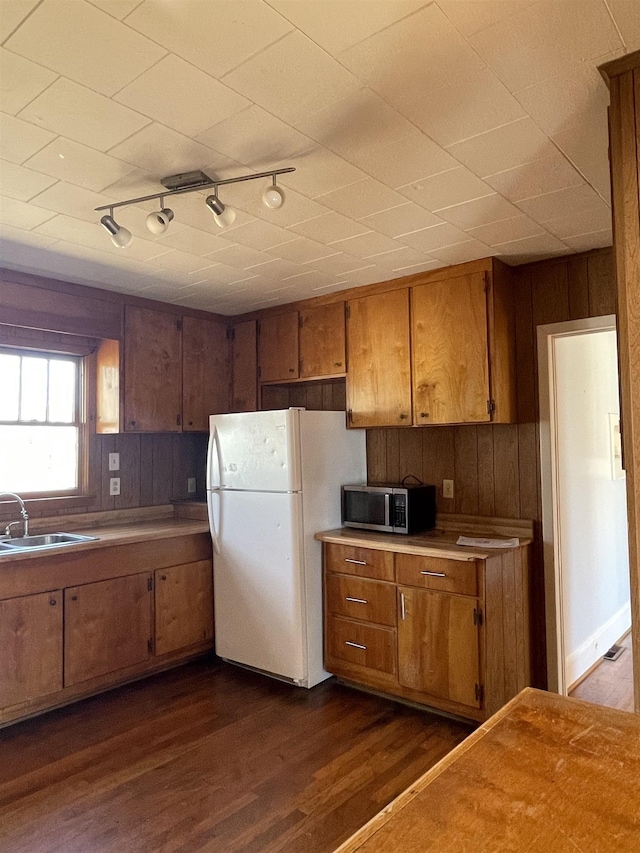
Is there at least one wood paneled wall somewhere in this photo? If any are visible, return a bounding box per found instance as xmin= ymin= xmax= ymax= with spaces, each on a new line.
xmin=261 ymin=378 xmax=347 ymax=411
xmin=366 ymin=247 xmax=616 ymax=688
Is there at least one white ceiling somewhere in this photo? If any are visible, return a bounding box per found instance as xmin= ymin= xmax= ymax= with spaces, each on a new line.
xmin=0 ymin=0 xmax=638 ymax=316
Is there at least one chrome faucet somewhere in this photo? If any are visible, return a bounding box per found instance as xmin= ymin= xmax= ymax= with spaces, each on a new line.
xmin=0 ymin=493 xmax=29 ymax=538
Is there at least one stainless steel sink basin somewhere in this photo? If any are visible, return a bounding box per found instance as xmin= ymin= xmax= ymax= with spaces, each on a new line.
xmin=0 ymin=532 xmax=98 ymax=552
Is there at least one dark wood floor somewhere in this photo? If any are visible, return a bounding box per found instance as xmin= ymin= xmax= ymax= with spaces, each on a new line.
xmin=0 ymin=660 xmax=472 ymax=853
xmin=569 ymin=632 xmax=634 ymax=712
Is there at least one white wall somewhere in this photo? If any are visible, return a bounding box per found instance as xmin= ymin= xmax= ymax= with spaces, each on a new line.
xmin=555 ymin=329 xmax=630 ymax=686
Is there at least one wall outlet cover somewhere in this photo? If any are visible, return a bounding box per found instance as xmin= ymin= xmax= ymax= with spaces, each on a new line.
xmin=443 ymin=479 xmax=454 ymax=499
xmin=188 ymin=477 xmax=197 ymax=493
xmin=109 ymin=477 xmax=120 ymax=496
xmin=108 ymin=452 xmax=120 ymax=471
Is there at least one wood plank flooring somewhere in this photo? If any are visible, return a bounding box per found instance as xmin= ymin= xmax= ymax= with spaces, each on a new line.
xmin=0 ymin=659 xmax=472 ymax=853
xmin=569 ymin=632 xmax=634 ymax=712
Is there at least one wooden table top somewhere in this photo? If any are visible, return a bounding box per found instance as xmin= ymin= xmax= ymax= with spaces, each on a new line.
xmin=336 ymin=688 xmax=640 ymax=852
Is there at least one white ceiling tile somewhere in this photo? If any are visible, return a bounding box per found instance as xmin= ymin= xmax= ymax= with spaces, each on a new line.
xmin=492 ymin=230 xmax=568 ymax=255
xmin=295 ymin=88 xmax=415 ymax=159
xmin=100 ymin=168 xmax=165 ymax=202
xmin=430 ymin=240 xmax=493 ymax=264
xmin=0 ymin=112 xmax=55 ymax=164
xmin=24 ymin=136 xmax=136 ymax=192
xmin=398 ymin=221 xmax=472 ymax=252
xmin=399 ymin=67 xmax=527 ymax=147
xmin=552 ymin=120 xmax=611 ymax=203
xmin=125 ymin=0 xmax=293 ymax=78
xmin=197 ymin=106 xmax=312 ymax=170
xmin=0 ymin=0 xmax=41 ymax=40
xmin=146 ymin=248 xmax=215 ymax=274
xmin=5 ymin=0 xmax=166 ymax=97
xmin=369 ymin=245 xmax=436 ymax=271
xmin=222 ymin=31 xmax=363 ymax=125
xmin=358 ymin=204 xmax=442 ymax=238
xmin=223 ymin=219 xmax=296 ymax=252
xmin=543 ymin=207 xmax=613 ymax=240
xmin=30 ymin=181 xmax=115 ymax=222
xmin=486 ymin=153 xmax=584 ymax=202
xmin=400 ymin=167 xmax=494 ymax=211
xmin=563 ymin=228 xmax=613 ymax=252
xmin=316 ymin=178 xmax=406 ymax=219
xmin=115 ymin=54 xmax=249 ymax=138
xmin=436 ymin=193 xmax=523 ymax=229
xmin=0 ymin=222 xmax=58 ymax=248
xmin=437 ymin=0 xmax=537 ymax=38
xmin=263 ymin=237 xmax=336 ymax=263
xmin=19 ymin=77 xmax=151 ymax=152
xmin=287 ymin=212 xmax=370 ymax=243
xmin=206 ymin=244 xmax=273 ymax=269
xmin=608 ymin=0 xmax=640 ymax=50
xmin=193 ymin=262 xmax=260 ymax=286
xmin=153 ymin=226 xmax=231 ymax=257
xmin=86 ymin=0 xmax=144 ymax=20
xmin=340 ymin=265 xmax=402 ymax=286
xmin=469 ymin=0 xmax=623 ymax=92
xmin=445 ymin=118 xmax=554 ymax=177
xmin=247 ymin=257 xmax=305 ymax=279
xmin=275 ymin=147 xmax=367 ymax=199
xmin=268 ymin=1 xmax=426 ymax=55
xmin=305 ymin=253 xmax=372 ymax=275
xmin=329 ymin=231 xmax=404 ymax=259
xmin=0 ymin=160 xmax=57 ymax=201
xmin=467 ymin=214 xmax=544 ymax=246
xmin=0 ymin=195 xmax=56 ymax=229
xmin=0 ymin=49 xmax=57 ymax=116
xmin=515 ymin=183 xmax=610 ymax=222
xmin=349 ymin=129 xmax=458 ymax=187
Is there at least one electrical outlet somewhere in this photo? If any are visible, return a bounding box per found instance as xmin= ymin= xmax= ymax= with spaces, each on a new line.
xmin=443 ymin=479 xmax=454 ymax=500
xmin=109 ymin=477 xmax=120 ymax=496
xmin=187 ymin=477 xmax=196 ymax=494
xmin=108 ymin=452 xmax=120 ymax=471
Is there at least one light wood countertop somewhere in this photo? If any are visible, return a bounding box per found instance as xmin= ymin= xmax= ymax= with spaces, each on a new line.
xmin=336 ymin=687 xmax=640 ymax=852
xmin=315 ymin=526 xmax=530 ymax=561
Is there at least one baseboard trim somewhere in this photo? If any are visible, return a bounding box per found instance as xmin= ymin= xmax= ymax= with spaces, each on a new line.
xmin=566 ymin=602 xmax=631 ymax=688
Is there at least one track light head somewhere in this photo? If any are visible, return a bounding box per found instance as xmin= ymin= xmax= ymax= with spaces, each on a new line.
xmin=146 ymin=206 xmax=174 ymax=235
xmin=206 ymin=193 xmax=236 ymax=228
xmin=263 ymin=175 xmax=285 ymax=210
xmin=100 ymin=213 xmax=132 ymax=248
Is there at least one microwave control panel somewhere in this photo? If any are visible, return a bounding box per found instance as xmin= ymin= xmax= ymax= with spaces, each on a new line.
xmin=393 ymin=494 xmax=406 ymax=529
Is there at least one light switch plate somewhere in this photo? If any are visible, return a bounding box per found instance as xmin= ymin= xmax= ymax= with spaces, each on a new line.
xmin=188 ymin=477 xmax=196 ymax=493
xmin=109 ymin=477 xmax=120 ymax=496
xmin=108 ymin=452 xmax=120 ymax=471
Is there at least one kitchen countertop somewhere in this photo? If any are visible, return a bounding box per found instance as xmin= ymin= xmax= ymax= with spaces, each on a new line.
xmin=315 ymin=526 xmax=530 ymax=561
xmin=335 ymin=687 xmax=640 ymax=852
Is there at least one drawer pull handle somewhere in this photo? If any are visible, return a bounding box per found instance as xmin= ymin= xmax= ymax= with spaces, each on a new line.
xmin=345 ymin=558 xmax=367 ymax=565
xmin=400 ymin=591 xmax=406 ymax=620
xmin=420 ymin=570 xmax=446 ymax=577
xmin=345 ymin=641 xmax=367 ymax=650
xmin=346 ymin=596 xmax=367 ymax=604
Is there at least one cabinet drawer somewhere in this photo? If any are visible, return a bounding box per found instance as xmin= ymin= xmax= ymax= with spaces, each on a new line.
xmin=327 ymin=617 xmax=395 ymax=674
xmin=396 ymin=553 xmax=477 ymax=596
xmin=326 ymin=574 xmax=396 ymax=626
xmin=325 ymin=543 xmax=394 ymax=581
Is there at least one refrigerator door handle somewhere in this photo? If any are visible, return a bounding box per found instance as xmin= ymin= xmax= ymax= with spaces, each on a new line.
xmin=207 ymin=425 xmax=224 ymax=490
xmin=207 ymin=489 xmax=221 ymax=555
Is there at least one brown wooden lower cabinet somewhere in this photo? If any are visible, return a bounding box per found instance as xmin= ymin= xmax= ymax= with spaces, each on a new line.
xmin=0 ymin=532 xmax=214 ymax=728
xmin=321 ymin=536 xmax=531 ymax=722
xmin=0 ymin=591 xmax=63 ymax=707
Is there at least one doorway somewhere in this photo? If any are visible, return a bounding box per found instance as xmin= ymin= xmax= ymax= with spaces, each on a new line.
xmin=539 ymin=316 xmax=631 ymax=698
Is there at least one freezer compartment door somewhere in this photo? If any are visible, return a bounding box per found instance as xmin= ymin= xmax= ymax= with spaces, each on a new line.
xmin=213 ymin=489 xmax=307 ymax=682
xmin=208 ymin=410 xmax=301 ymax=492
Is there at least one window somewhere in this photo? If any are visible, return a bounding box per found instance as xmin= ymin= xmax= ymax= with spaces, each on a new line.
xmin=0 ymin=348 xmax=84 ymax=495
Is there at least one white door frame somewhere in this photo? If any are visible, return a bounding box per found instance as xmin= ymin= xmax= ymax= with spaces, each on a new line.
xmin=538 ymin=314 xmax=618 ymax=695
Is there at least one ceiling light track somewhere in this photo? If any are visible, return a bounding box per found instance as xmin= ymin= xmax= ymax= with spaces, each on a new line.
xmin=95 ymin=166 xmax=294 ymax=246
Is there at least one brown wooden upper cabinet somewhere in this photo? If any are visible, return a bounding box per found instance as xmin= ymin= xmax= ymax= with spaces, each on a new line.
xmin=231 ymin=319 xmax=258 ymax=412
xmin=182 ymin=316 xmax=229 ymax=430
xmin=346 ymin=289 xmax=412 ymax=427
xmin=258 ymin=304 xmax=347 ymax=384
xmin=124 ymin=306 xmax=183 ymax=432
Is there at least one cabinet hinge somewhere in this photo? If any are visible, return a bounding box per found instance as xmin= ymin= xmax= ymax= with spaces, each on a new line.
xmin=298 ymin=314 xmax=303 ymax=329
xmin=147 ymin=576 xmax=153 ymax=592
xmin=257 ymin=320 xmax=261 ymax=335
xmin=177 ymin=413 xmax=182 ymax=426
xmin=345 ymin=304 xmax=351 ymax=320
xmin=177 ymin=317 xmax=183 ymax=331
xmin=475 ymin=682 xmax=484 ymax=703
xmin=486 ymin=400 xmax=496 ymax=415
xmin=483 ymin=270 xmax=490 ymax=293
xmin=347 ymin=408 xmax=353 ymax=424
xmin=257 ymin=365 xmax=262 ymax=379
xmin=473 ymin=607 xmax=483 ymax=626
xmin=148 ymin=637 xmax=154 ymax=654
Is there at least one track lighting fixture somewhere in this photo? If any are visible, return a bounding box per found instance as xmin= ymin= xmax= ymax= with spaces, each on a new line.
xmin=95 ymin=167 xmax=295 ymax=247
xmin=100 ymin=212 xmax=132 ymax=248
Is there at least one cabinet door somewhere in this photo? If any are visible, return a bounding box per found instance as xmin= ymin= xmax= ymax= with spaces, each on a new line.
xmin=258 ymin=313 xmax=299 ymax=382
xmin=231 ymin=320 xmax=258 ymax=412
xmin=412 ymin=272 xmax=490 ymax=425
xmin=64 ymin=574 xmax=152 ymax=687
xmin=0 ymin=591 xmax=62 ymax=707
xmin=182 ymin=316 xmax=229 ymax=430
xmin=398 ymin=587 xmax=480 ymax=708
xmin=299 ymin=302 xmax=346 ymax=378
xmin=124 ymin=306 xmax=182 ymax=431
xmin=155 ymin=560 xmax=213 ymax=656
xmin=347 ymin=290 xmax=412 ymax=427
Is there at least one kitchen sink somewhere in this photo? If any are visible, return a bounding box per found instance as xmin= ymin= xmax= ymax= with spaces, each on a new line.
xmin=0 ymin=533 xmax=98 ymax=553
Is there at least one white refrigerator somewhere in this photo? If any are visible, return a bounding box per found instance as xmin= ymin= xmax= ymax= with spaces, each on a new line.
xmin=206 ymin=408 xmax=366 ymax=688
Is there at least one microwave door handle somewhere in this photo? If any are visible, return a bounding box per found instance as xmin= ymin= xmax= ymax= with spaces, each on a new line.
xmin=384 ymin=493 xmax=391 ymax=528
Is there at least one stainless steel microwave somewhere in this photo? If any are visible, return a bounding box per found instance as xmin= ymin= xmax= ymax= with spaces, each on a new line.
xmin=342 ymin=484 xmax=436 ymax=535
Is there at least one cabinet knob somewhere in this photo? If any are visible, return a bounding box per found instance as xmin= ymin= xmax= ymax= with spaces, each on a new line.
xmin=49 ymin=599 xmax=57 ymax=606
xmin=160 ymin=575 xmax=167 ymax=581
xmin=334 ymin=362 xmax=342 ymax=368
xmin=399 ymin=413 xmax=408 ymax=420
xmin=70 ymin=595 xmax=78 ymax=601
xmin=288 ymin=367 xmax=295 ymax=373
xmin=188 ymin=421 xmax=193 ymax=426
xmin=420 ymin=412 xmax=429 ymax=419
